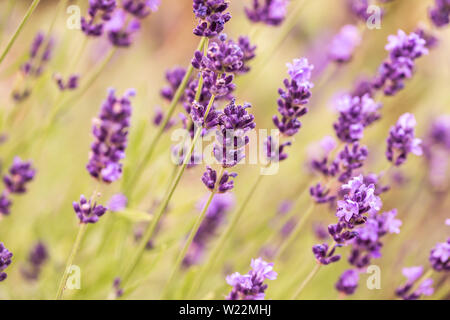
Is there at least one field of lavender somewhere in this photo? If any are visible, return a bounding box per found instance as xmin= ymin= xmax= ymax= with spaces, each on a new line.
xmin=0 ymin=0 xmax=449 ymax=301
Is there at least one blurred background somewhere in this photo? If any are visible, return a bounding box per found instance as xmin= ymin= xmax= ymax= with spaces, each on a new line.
xmin=0 ymin=0 xmax=448 ymax=299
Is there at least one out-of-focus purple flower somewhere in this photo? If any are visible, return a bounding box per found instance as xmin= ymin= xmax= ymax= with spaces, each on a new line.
xmin=3 ymin=157 xmax=36 ymax=194
xmin=87 ymin=88 xmax=134 ymax=183
xmin=213 ymin=100 xmax=255 ymax=168
xmin=273 ymin=58 xmax=314 ymax=137
xmin=226 ymin=257 xmax=277 ymax=300
xmin=0 ymin=242 xmax=13 ymax=282
xmin=105 ymin=9 xmax=141 ymax=47
xmin=310 ymin=183 xmax=336 ymax=204
xmin=329 ymin=25 xmax=361 ymax=63
xmin=237 ymin=36 xmax=257 ymax=74
xmin=183 ymin=193 xmax=235 ymax=267
xmin=414 ymin=28 xmax=439 ymax=49
xmin=153 ymin=107 xmax=176 ymax=130
xmin=308 ymin=136 xmax=339 ymax=178
xmin=193 ymin=0 xmax=231 ymax=38
xmin=313 ymin=223 xmax=329 ymax=240
xmin=201 ymin=166 xmax=237 ymax=193
xmin=396 ymin=266 xmax=434 ymax=300
xmin=73 ymin=195 xmax=108 ymax=224
xmin=335 ymin=269 xmax=359 ymax=295
xmin=351 ymin=77 xmax=375 ymax=98
xmin=386 ymin=113 xmax=422 ymax=166
xmin=363 ymin=173 xmax=390 ymax=195
xmin=19 ymin=32 xmax=54 ymax=84
xmin=265 ymin=136 xmax=291 ymax=162
xmin=312 ymin=243 xmax=341 ymax=265
xmin=171 ymin=143 xmax=202 ymax=168
xmin=333 ymin=94 xmax=381 ymax=143
xmin=108 ymin=193 xmax=127 ymax=212
xmin=22 ymin=241 xmax=48 ymax=281
xmin=429 ymin=238 xmax=450 ymax=271
xmin=160 ymin=67 xmax=187 ymax=101
xmin=277 ymin=200 xmax=292 ymax=215
xmin=0 ymin=193 xmax=12 ymax=216
xmin=429 ymin=0 xmax=450 ymax=27
xmin=245 ymin=0 xmax=289 ymax=26
xmin=347 ymin=0 xmax=370 ymax=21
xmin=113 ymin=277 xmax=124 ymax=297
xmin=81 ymin=0 xmax=117 ymax=37
xmin=54 ymin=74 xmax=79 ymax=91
xmin=373 ymin=30 xmax=428 ymax=96
xmin=123 ymin=0 xmax=160 ymax=18
xmin=428 ymin=115 xmax=450 ymax=150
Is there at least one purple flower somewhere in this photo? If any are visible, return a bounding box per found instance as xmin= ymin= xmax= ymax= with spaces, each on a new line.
xmin=308 ymin=136 xmax=339 ymax=177
xmin=108 ymin=193 xmax=127 ymax=212
xmin=73 ymin=195 xmax=108 ymax=224
xmin=396 ymin=266 xmax=434 ymax=300
xmin=54 ymin=74 xmax=79 ymax=91
xmin=329 ymin=25 xmax=361 ymax=63
xmin=0 ymin=243 xmax=13 ymax=282
xmin=386 ymin=113 xmax=422 ymax=166
xmin=3 ymin=157 xmax=36 ymax=194
xmin=160 ymin=67 xmax=187 ymax=101
xmin=193 ymin=0 xmax=231 ymax=38
xmin=335 ymin=269 xmax=359 ymax=295
xmin=190 ymin=101 xmax=221 ymax=130
xmin=312 ymin=243 xmax=341 ymax=265
xmin=0 ymin=193 xmax=12 ymax=217
xmin=123 ymin=0 xmax=160 ymax=18
xmin=310 ymin=183 xmax=336 ymax=204
xmin=429 ymin=0 xmax=450 ymax=27
xmin=373 ymin=30 xmax=428 ymax=96
xmin=226 ymin=257 xmax=277 ymax=300
xmin=201 ymin=166 xmax=237 ymax=193
xmin=183 ymin=193 xmax=235 ymax=267
xmin=171 ymin=144 xmax=202 ymax=168
xmin=428 ymin=115 xmax=450 ymax=149
xmin=105 ymin=9 xmax=141 ymax=47
xmin=347 ymin=0 xmax=371 ymax=21
xmin=273 ymin=58 xmax=314 ymax=137
xmin=81 ymin=0 xmax=117 ymax=37
xmin=333 ymin=94 xmax=381 ymax=143
xmin=87 ymin=88 xmax=134 ymax=183
xmin=265 ymin=135 xmax=291 ymax=162
xmin=245 ymin=0 xmax=289 ymax=26
xmin=214 ymin=100 xmax=255 ymax=168
xmin=19 ymin=32 xmax=54 ymax=85
xmin=336 ymin=142 xmax=369 ymax=182
xmin=22 ymin=241 xmax=48 ymax=281
xmin=429 ymin=238 xmax=450 ymax=271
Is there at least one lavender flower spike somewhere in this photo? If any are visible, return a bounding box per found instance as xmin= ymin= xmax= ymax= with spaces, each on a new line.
xmin=226 ymin=258 xmax=277 ymax=300
xmin=22 ymin=241 xmax=49 ymax=281
xmin=87 ymin=88 xmax=135 ymax=183
xmin=73 ymin=195 xmax=108 ymax=224
xmin=0 ymin=242 xmax=13 ymax=282
xmin=245 ymin=0 xmax=289 ymax=26
xmin=396 ymin=266 xmax=434 ymax=300
xmin=193 ymin=0 xmax=231 ymax=38
xmin=123 ymin=0 xmax=160 ymax=18
xmin=386 ymin=113 xmax=423 ymax=166
xmin=429 ymin=0 xmax=450 ymax=27
xmin=429 ymin=238 xmax=450 ymax=271
xmin=335 ymin=269 xmax=359 ymax=295
xmin=3 ymin=157 xmax=36 ymax=194
xmin=201 ymin=166 xmax=237 ymax=193
xmin=329 ymin=25 xmax=361 ymax=64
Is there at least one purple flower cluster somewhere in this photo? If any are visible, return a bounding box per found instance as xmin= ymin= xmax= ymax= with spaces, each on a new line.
xmin=336 ymin=142 xmax=369 ymax=182
xmin=312 ymin=243 xmax=341 ymax=265
xmin=73 ymin=195 xmax=108 ymax=224
xmin=333 ymin=94 xmax=381 ymax=143
xmin=183 ymin=193 xmax=235 ymax=267
xmin=21 ymin=242 xmax=48 ymax=281
xmin=429 ymin=238 xmax=450 ymax=271
xmin=213 ymin=100 xmax=256 ymax=168
xmin=226 ymin=258 xmax=277 ymax=300
xmin=271 ymin=58 xmax=314 ymax=155
xmin=54 ymin=74 xmax=79 ymax=91
xmin=193 ymin=0 xmax=231 ymax=37
xmin=335 ymin=269 xmax=359 ymax=295
xmin=245 ymin=0 xmax=289 ymax=26
xmin=386 ymin=113 xmax=422 ymax=166
xmin=0 ymin=157 xmax=36 ymax=217
xmin=396 ymin=266 xmax=434 ymax=300
xmin=310 ymin=183 xmax=336 ymax=204
xmin=264 ymin=135 xmax=291 ymax=163
xmin=87 ymin=89 xmax=135 ymax=183
xmin=328 ymin=25 xmax=361 ymax=63
xmin=81 ymin=0 xmax=160 ymax=47
xmin=373 ymin=30 xmax=428 ymax=96
xmin=202 ymin=166 xmax=237 ymax=193
xmin=429 ymin=0 xmax=450 ymax=27
xmin=0 ymin=243 xmax=13 ymax=282
xmin=21 ymin=32 xmax=54 ymax=77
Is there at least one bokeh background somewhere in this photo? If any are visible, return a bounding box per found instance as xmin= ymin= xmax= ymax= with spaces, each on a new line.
xmin=0 ymin=0 xmax=449 ymax=299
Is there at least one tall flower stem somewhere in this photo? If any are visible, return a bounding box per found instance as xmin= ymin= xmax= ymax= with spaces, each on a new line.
xmin=123 ymin=36 xmax=208 ymax=197
xmin=0 ymin=0 xmax=40 ymax=66
xmin=291 ymin=263 xmax=321 ymax=299
xmin=55 ymin=223 xmax=88 ymax=300
xmin=118 ymin=93 xmax=216 ymax=293
xmin=186 ymin=173 xmax=265 ymax=298
xmin=273 ymin=202 xmax=316 ymax=260
xmin=161 ymin=167 xmax=224 ymax=299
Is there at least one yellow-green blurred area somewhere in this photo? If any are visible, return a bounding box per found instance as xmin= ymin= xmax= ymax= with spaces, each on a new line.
xmin=0 ymin=0 xmax=449 ymax=300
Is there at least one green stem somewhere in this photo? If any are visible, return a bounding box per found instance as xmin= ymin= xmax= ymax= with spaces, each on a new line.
xmin=124 ymin=36 xmax=208 ymax=197
xmin=161 ymin=170 xmax=222 ymax=299
xmin=118 ymin=94 xmax=216 ymax=293
xmin=273 ymin=202 xmax=315 ymax=260
xmin=291 ymin=263 xmax=321 ymax=299
xmin=186 ymin=173 xmax=264 ymax=298
xmin=0 ymin=0 xmax=40 ymax=66
xmin=55 ymin=223 xmax=88 ymax=300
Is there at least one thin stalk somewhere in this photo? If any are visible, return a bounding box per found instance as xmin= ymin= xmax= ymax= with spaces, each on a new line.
xmin=124 ymin=36 xmax=208 ymax=196
xmin=119 ymin=94 xmax=216 ymax=292
xmin=55 ymin=223 xmax=88 ymax=300
xmin=273 ymin=202 xmax=315 ymax=260
xmin=186 ymin=173 xmax=265 ymax=298
xmin=161 ymin=168 xmax=223 ymax=299
xmin=291 ymin=263 xmax=321 ymax=299
xmin=0 ymin=0 xmax=40 ymax=66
